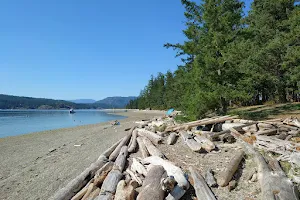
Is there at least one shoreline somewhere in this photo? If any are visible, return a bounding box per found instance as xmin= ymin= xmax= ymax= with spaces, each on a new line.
xmin=0 ymin=110 xmax=164 ymax=200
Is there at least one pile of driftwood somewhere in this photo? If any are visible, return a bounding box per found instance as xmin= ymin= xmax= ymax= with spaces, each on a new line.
xmin=51 ymin=115 xmax=300 ymax=200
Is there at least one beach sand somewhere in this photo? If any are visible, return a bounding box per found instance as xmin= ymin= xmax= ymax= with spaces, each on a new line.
xmin=0 ymin=110 xmax=163 ymax=200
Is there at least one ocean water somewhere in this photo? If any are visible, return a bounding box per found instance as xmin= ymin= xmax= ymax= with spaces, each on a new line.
xmin=0 ymin=110 xmax=126 ymax=138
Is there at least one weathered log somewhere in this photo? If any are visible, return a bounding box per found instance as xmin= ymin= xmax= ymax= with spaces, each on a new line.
xmin=180 ymin=131 xmax=202 ymax=152
xmin=71 ymin=187 xmax=88 ymax=200
xmin=167 ymin=132 xmax=177 ymax=145
xmin=165 ymin=115 xmax=238 ymax=132
xmin=256 ymin=129 xmax=278 ymax=136
xmin=109 ymin=127 xmax=134 ymax=161
xmin=95 ymin=192 xmax=113 ymax=200
xmin=137 ymin=128 xmax=163 ymax=144
xmin=222 ymin=123 xmax=245 ymax=131
xmin=86 ymin=187 xmax=100 ymax=200
xmin=205 ymin=169 xmax=217 ymax=187
xmin=207 ymin=122 xmax=256 ymax=141
xmin=230 ymin=128 xmax=299 ymax=200
xmin=131 ymin=158 xmax=148 ymax=176
xmin=194 ymin=134 xmax=215 ymax=152
xmin=220 ymin=132 xmax=236 ymax=143
xmin=94 ymin=163 xmax=113 ymax=187
xmin=51 ymin=156 xmax=108 ymax=200
xmin=136 ymin=136 xmax=149 ymax=158
xmin=115 ymin=180 xmax=138 ymax=200
xmin=128 ymin=129 xmax=138 ymax=153
xmin=137 ymin=165 xmax=166 ymax=200
xmin=218 ymin=150 xmax=244 ymax=187
xmin=99 ymin=169 xmax=122 ymax=194
xmin=82 ymin=183 xmax=97 ymax=200
xmin=125 ymin=169 xmax=143 ymax=186
xmin=100 ymin=138 xmax=123 ymax=159
xmin=113 ymin=146 xmax=128 ymax=171
xmin=189 ymin=167 xmax=217 ymax=200
xmin=143 ymin=137 xmax=165 ymax=158
xmin=142 ymin=156 xmax=189 ymax=189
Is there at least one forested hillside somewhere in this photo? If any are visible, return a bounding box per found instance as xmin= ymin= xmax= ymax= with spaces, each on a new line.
xmin=0 ymin=94 xmax=92 ymax=109
xmin=127 ymin=0 xmax=300 ymax=119
xmin=94 ymin=96 xmax=136 ymax=108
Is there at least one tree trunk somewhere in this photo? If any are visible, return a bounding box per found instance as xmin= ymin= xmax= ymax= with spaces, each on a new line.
xmin=136 ymin=136 xmax=149 ymax=158
xmin=128 ymin=130 xmax=138 ymax=153
xmin=114 ymin=180 xmax=138 ymax=200
xmin=131 ymin=158 xmax=148 ymax=176
xmin=137 ymin=165 xmax=166 ymax=200
xmin=167 ymin=132 xmax=177 ymax=145
xmin=193 ymin=134 xmax=215 ymax=152
xmin=113 ymin=146 xmax=128 ymax=172
xmin=218 ymin=150 xmax=244 ymax=187
xmin=143 ymin=137 xmax=165 ymax=158
xmin=180 ymin=131 xmax=202 ymax=152
xmin=189 ymin=167 xmax=217 ymax=200
xmin=109 ymin=128 xmax=133 ymax=161
xmin=137 ymin=128 xmax=163 ymax=144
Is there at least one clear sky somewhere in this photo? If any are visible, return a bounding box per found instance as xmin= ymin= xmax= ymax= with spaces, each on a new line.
xmin=0 ymin=0 xmax=252 ymax=100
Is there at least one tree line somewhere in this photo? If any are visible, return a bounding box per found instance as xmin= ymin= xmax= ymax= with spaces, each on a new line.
xmin=127 ymin=0 xmax=300 ymax=120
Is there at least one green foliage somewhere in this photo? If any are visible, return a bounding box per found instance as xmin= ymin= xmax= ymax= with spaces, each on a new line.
xmin=127 ymin=0 xmax=300 ymax=119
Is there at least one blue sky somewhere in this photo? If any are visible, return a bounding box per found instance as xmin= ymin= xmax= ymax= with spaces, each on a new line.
xmin=0 ymin=0 xmax=252 ymax=100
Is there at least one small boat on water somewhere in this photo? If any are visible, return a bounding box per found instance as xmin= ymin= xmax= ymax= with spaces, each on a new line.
xmin=69 ymin=109 xmax=76 ymax=114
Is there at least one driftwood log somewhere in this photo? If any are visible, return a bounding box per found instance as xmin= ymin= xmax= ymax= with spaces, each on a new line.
xmin=180 ymin=131 xmax=202 ymax=152
xmin=109 ymin=128 xmax=133 ymax=161
xmin=143 ymin=156 xmax=189 ymax=189
xmin=137 ymin=165 xmax=166 ymax=200
xmin=167 ymin=132 xmax=177 ymax=145
xmin=125 ymin=169 xmax=143 ymax=186
xmin=189 ymin=167 xmax=217 ymax=200
xmin=137 ymin=129 xmax=163 ymax=144
xmin=231 ymin=128 xmax=299 ymax=200
xmin=193 ymin=134 xmax=215 ymax=152
xmin=131 ymin=158 xmax=148 ymax=177
xmin=101 ymin=138 xmax=123 ymax=159
xmin=128 ymin=129 xmax=138 ymax=153
xmin=143 ymin=137 xmax=165 ymax=158
xmin=94 ymin=162 xmax=113 ymax=187
xmin=136 ymin=136 xmax=149 ymax=158
xmin=51 ymin=155 xmax=108 ymax=200
xmin=218 ymin=150 xmax=244 ymax=187
xmin=98 ymin=146 xmax=129 ymax=199
xmin=114 ymin=180 xmax=138 ymax=200
xmin=165 ymin=115 xmax=237 ymax=132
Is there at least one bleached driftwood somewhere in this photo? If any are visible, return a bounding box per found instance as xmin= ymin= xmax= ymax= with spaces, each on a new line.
xmin=137 ymin=129 xmax=163 ymax=144
xmin=180 ymin=131 xmax=202 ymax=152
xmin=254 ymin=135 xmax=300 ymax=159
xmin=109 ymin=127 xmax=134 ymax=161
xmin=136 ymin=136 xmax=149 ymax=158
xmin=86 ymin=187 xmax=100 ymax=200
xmin=165 ymin=115 xmax=237 ymax=132
xmin=94 ymin=162 xmax=113 ymax=187
xmin=100 ymin=138 xmax=123 ymax=159
xmin=256 ymin=129 xmax=278 ymax=136
xmin=51 ymin=155 xmax=108 ymax=200
xmin=218 ymin=150 xmax=244 ymax=187
xmin=230 ymin=128 xmax=299 ymax=200
xmin=167 ymin=132 xmax=177 ymax=145
xmin=137 ymin=165 xmax=166 ymax=200
xmin=113 ymin=146 xmax=128 ymax=171
xmin=95 ymin=192 xmax=113 ymax=200
xmin=208 ymin=123 xmax=256 ymax=141
xmin=143 ymin=137 xmax=165 ymax=158
xmin=128 ymin=130 xmax=138 ymax=153
xmin=142 ymin=156 xmax=189 ymax=189
xmin=193 ymin=134 xmax=215 ymax=152
xmin=98 ymin=146 xmax=129 ymax=199
xmin=222 ymin=123 xmax=245 ymax=131
xmin=205 ymin=169 xmax=217 ymax=187
xmin=131 ymin=158 xmax=148 ymax=176
xmin=114 ymin=180 xmax=138 ymax=200
xmin=189 ymin=167 xmax=217 ymax=200
xmin=125 ymin=169 xmax=143 ymax=186
xmin=81 ymin=183 xmax=97 ymax=200
xmin=71 ymin=187 xmax=88 ymax=200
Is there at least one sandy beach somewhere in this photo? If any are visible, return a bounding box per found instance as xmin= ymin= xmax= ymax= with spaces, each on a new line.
xmin=0 ymin=110 xmax=163 ymax=200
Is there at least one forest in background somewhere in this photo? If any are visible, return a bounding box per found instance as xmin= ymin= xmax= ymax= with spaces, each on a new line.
xmin=127 ymin=0 xmax=300 ymax=120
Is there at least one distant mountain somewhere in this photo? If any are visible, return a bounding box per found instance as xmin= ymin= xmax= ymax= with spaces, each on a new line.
xmin=94 ymin=96 xmax=137 ymax=109
xmin=69 ymin=99 xmax=96 ymax=104
xmin=0 ymin=94 xmax=93 ymax=109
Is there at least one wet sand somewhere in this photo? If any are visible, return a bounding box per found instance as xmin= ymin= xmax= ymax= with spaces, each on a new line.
xmin=0 ymin=110 xmax=163 ymax=200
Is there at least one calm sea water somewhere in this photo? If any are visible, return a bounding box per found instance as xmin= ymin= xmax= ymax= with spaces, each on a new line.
xmin=0 ymin=110 xmax=126 ymax=138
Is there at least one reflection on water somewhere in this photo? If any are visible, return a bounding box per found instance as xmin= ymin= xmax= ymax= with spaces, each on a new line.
xmin=0 ymin=110 xmax=126 ymax=138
